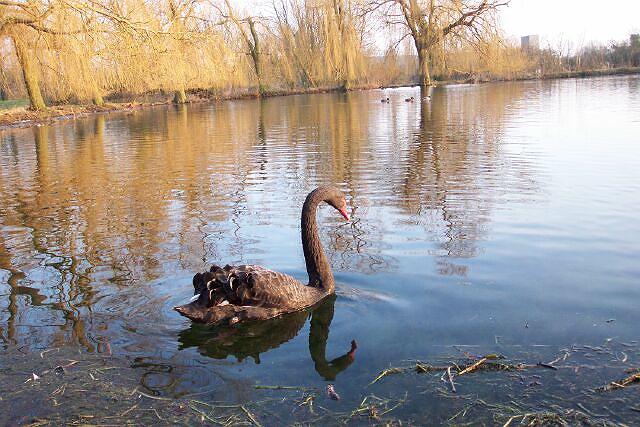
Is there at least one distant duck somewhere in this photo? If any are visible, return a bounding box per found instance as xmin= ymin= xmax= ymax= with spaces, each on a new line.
xmin=380 ymin=97 xmax=390 ymax=103
xmin=423 ymin=95 xmax=431 ymax=101
xmin=404 ymin=96 xmax=415 ymax=102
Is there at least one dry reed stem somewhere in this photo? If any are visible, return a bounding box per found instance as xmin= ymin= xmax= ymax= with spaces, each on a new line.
xmin=458 ymin=357 xmax=488 ymax=376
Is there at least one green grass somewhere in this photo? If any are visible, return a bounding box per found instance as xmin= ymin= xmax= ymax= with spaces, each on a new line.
xmin=0 ymin=99 xmax=29 ymax=110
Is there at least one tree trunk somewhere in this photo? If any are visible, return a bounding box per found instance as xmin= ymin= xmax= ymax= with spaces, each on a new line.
xmin=418 ymin=47 xmax=432 ymax=87
xmin=0 ymin=65 xmax=8 ymax=101
xmin=173 ymin=88 xmax=187 ymax=104
xmin=334 ymin=0 xmax=353 ymax=92
xmin=252 ymin=52 xmax=265 ymax=96
xmin=224 ymin=2 xmax=265 ymax=96
xmin=248 ymin=19 xmax=265 ymax=97
xmin=90 ymin=70 xmax=104 ymax=106
xmin=92 ymin=85 xmax=105 ymax=106
xmin=168 ymin=0 xmax=189 ymax=105
xmin=341 ymin=53 xmax=354 ymax=91
xmin=12 ymin=35 xmax=46 ymax=111
xmin=82 ymin=49 xmax=104 ymax=106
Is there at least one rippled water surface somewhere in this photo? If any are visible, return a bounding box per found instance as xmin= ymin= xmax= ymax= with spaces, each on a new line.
xmin=1 ymin=76 xmax=640 ymax=424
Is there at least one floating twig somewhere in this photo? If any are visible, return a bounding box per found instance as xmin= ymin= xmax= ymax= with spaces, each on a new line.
xmin=119 ymin=403 xmax=139 ymax=417
xmin=241 ymin=405 xmax=262 ymax=427
xmin=536 ymin=362 xmax=558 ymax=371
xmin=446 ymin=366 xmax=457 ymax=393
xmin=458 ymin=357 xmax=487 ymax=376
xmin=188 ymin=403 xmax=225 ymax=426
xmin=135 ymin=388 xmax=175 ymax=401
xmin=369 ymin=367 xmax=405 ymax=385
xmin=254 ymin=384 xmax=310 ymax=391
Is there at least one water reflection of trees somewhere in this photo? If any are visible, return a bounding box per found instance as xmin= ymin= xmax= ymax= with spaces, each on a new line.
xmin=0 ymin=106 xmax=261 ymax=350
xmin=393 ymin=84 xmax=539 ymax=276
xmin=0 ymin=82 xmax=538 ymax=351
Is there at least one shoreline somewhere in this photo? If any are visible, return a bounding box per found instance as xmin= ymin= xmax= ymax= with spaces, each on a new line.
xmin=2 ymin=67 xmax=639 ymax=132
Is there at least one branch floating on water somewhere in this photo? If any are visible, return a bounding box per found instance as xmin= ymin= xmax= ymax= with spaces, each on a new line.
xmin=598 ymin=369 xmax=640 ymax=391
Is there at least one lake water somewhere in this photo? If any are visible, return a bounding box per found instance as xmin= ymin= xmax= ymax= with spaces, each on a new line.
xmin=1 ymin=76 xmax=639 ymax=424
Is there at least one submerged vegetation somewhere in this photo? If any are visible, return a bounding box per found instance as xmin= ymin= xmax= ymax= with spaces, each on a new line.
xmin=3 ymin=339 xmax=640 ymax=425
xmin=2 ymin=0 xmax=637 ymax=115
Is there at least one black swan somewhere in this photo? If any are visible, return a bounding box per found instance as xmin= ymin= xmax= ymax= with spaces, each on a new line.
xmin=174 ymin=186 xmax=350 ymax=325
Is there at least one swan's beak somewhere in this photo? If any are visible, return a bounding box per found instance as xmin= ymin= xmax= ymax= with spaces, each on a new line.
xmin=338 ymin=208 xmax=350 ymax=221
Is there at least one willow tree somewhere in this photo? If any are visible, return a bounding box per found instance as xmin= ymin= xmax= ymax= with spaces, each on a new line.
xmin=367 ymin=0 xmax=508 ymax=86
xmin=273 ymin=0 xmax=318 ymax=88
xmin=167 ymin=0 xmax=202 ymax=103
xmin=327 ymin=0 xmax=364 ymax=90
xmin=0 ymin=1 xmax=58 ymax=110
xmin=219 ymin=0 xmax=265 ymax=96
xmin=0 ymin=0 xmax=114 ymax=109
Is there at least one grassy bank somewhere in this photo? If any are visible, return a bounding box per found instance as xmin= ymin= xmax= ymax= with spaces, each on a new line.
xmin=0 ymin=83 xmax=379 ymax=131
xmin=441 ymin=66 xmax=640 ymax=85
xmin=2 ymin=67 xmax=639 ymax=131
xmin=539 ymin=67 xmax=640 ymax=80
xmin=0 ymin=102 xmax=161 ymax=130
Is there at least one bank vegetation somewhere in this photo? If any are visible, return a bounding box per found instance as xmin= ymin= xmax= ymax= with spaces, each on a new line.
xmin=1 ymin=0 xmax=639 ymax=113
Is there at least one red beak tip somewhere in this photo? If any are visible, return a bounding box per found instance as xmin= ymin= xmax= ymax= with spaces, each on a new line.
xmin=339 ymin=209 xmax=350 ymax=221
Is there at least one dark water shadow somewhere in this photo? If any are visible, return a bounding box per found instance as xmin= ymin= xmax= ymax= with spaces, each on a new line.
xmin=177 ymin=295 xmax=356 ymax=381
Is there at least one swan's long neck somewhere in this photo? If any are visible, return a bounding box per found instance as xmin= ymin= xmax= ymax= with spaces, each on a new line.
xmin=301 ymin=189 xmax=335 ymax=293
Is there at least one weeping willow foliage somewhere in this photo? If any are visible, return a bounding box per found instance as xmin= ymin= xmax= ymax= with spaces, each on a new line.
xmin=0 ymin=0 xmax=534 ymax=107
xmin=270 ymin=0 xmax=368 ymax=89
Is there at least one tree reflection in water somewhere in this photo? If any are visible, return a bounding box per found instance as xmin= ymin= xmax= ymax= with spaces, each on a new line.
xmin=0 ymin=82 xmax=535 ymax=365
xmin=178 ymin=295 xmax=356 ymax=381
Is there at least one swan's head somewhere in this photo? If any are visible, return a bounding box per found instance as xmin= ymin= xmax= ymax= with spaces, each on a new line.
xmin=305 ymin=186 xmax=350 ymax=221
xmin=323 ymin=187 xmax=350 ymax=221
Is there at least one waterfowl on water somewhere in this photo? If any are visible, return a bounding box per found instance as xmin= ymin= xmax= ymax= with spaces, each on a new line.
xmin=404 ymin=96 xmax=415 ymax=102
xmin=174 ymin=186 xmax=350 ymax=325
xmin=381 ymin=97 xmax=390 ymax=103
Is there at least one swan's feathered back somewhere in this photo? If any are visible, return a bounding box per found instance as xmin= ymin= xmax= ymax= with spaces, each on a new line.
xmin=194 ymin=264 xmax=325 ymax=309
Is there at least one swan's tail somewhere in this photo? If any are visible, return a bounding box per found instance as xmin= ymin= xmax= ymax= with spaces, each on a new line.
xmin=173 ymin=264 xmax=244 ymax=323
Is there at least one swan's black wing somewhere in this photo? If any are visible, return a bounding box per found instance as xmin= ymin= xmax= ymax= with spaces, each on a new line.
xmin=175 ymin=264 xmax=327 ymax=325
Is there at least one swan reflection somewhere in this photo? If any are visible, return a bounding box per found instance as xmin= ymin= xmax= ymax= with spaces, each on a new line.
xmin=177 ymin=295 xmax=356 ymax=381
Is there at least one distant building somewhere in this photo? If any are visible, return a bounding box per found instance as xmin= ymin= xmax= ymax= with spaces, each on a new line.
xmin=631 ymin=34 xmax=640 ymax=47
xmin=521 ymin=35 xmax=540 ymax=51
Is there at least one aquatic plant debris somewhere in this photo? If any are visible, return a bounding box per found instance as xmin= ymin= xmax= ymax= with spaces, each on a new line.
xmin=2 ymin=339 xmax=640 ymax=424
xmin=326 ymin=384 xmax=340 ymax=400
xmin=370 ymin=353 xmax=533 ymax=389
